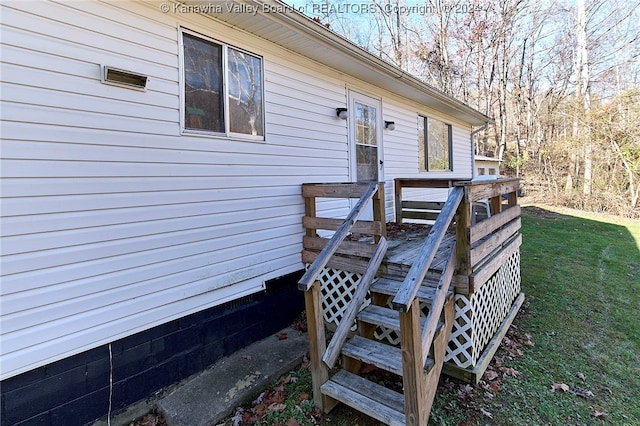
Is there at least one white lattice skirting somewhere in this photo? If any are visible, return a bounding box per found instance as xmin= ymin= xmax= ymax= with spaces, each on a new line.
xmin=318 ymin=267 xmax=368 ymax=331
xmin=315 ymin=250 xmax=520 ymax=369
xmin=316 ymin=267 xmax=429 ymax=342
xmin=445 ymin=251 xmax=521 ymax=368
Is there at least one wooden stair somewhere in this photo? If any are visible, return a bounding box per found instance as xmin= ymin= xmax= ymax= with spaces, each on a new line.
xmin=299 ymin=183 xmax=464 ymax=425
xmin=319 ymin=274 xmax=455 ymax=424
xmin=321 ymin=370 xmax=406 ymax=425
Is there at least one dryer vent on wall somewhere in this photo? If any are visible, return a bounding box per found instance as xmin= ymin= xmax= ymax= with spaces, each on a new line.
xmin=102 ymin=66 xmax=147 ymax=90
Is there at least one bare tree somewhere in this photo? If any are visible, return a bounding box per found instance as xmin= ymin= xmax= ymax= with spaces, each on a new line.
xmin=296 ymin=0 xmax=640 ymax=216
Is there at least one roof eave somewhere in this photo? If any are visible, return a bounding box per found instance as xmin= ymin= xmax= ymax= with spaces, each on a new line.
xmin=191 ymin=0 xmax=494 ymax=126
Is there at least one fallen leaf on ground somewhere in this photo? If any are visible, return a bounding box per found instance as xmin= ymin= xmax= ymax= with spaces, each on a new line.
xmin=286 ymin=418 xmax=301 ymax=426
xmin=483 ymin=370 xmax=499 ymax=381
xmin=276 ymin=332 xmax=288 ymax=340
xmin=551 ymin=383 xmax=570 ymax=392
xmin=268 ymin=402 xmax=286 ymax=412
xmin=502 ymin=367 xmax=520 ymax=377
xmin=252 ymin=391 xmax=265 ymax=405
xmin=457 ymin=384 xmax=474 ymax=398
xmin=479 ymin=408 xmax=493 ymax=418
xmin=572 ymin=388 xmax=595 ymax=398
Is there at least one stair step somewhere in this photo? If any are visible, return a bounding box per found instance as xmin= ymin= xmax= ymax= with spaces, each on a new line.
xmin=321 ymin=370 xmax=406 ymax=426
xmin=358 ymin=305 xmax=427 ymax=331
xmin=342 ymin=335 xmax=434 ymax=376
xmin=370 ymin=277 xmax=453 ymax=306
xmin=357 ymin=305 xmax=445 ymax=341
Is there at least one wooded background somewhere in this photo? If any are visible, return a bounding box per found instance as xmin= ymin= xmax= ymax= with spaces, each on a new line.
xmin=299 ymin=0 xmax=640 ymax=217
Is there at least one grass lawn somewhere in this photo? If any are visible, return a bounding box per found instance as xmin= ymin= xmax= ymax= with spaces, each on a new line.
xmin=216 ymin=205 xmax=640 ymax=425
xmin=428 ymin=206 xmax=640 ymax=425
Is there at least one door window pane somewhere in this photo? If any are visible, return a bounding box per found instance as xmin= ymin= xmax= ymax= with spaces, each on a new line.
xmin=357 ymin=145 xmax=378 ymax=182
xmin=355 ymin=101 xmax=378 ymax=181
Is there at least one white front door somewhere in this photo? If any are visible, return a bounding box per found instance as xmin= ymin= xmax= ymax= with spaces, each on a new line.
xmin=349 ymin=91 xmax=383 ymax=183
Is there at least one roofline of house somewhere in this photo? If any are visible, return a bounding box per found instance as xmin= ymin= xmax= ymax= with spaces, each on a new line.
xmin=188 ymin=0 xmax=493 ymax=126
xmin=260 ymin=0 xmax=495 ymax=126
xmin=266 ymin=0 xmax=494 ymax=125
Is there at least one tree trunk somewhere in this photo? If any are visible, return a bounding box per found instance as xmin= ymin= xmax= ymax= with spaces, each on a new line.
xmin=577 ymin=0 xmax=592 ymax=198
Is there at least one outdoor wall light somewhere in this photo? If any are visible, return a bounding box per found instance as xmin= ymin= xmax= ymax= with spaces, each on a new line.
xmin=336 ymin=108 xmax=348 ymax=120
xmin=385 ymin=121 xmax=396 ymax=130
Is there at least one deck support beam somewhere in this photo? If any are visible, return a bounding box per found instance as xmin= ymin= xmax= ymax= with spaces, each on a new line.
xmin=304 ymin=280 xmax=337 ymax=412
xmin=400 ymin=299 xmax=428 ymax=425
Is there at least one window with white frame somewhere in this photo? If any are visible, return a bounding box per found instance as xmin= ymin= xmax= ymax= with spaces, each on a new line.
xmin=182 ymin=31 xmax=264 ymax=137
xmin=418 ymin=115 xmax=452 ymax=171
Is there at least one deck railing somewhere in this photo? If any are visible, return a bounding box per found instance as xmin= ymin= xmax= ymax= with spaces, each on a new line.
xmin=452 ymin=178 xmax=521 ymax=293
xmin=395 ymin=177 xmax=523 ymax=384
xmin=394 ymin=178 xmax=458 ymax=223
xmin=393 ymin=177 xmax=521 ymax=293
xmin=298 ymin=182 xmax=386 ymax=409
xmin=300 ymin=178 xmax=522 ymax=416
xmin=298 ymin=182 xmax=380 ymax=291
xmin=391 ymin=186 xmax=463 ymax=423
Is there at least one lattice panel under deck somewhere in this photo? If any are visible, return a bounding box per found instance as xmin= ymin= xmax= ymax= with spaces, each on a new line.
xmin=316 ymin=251 xmax=520 ymax=369
xmin=318 ymin=268 xmax=369 ymax=331
xmin=372 ymin=301 xmax=432 ymax=345
xmin=316 ymin=267 xmax=424 ymax=342
xmin=445 ymin=251 xmax=521 ymax=368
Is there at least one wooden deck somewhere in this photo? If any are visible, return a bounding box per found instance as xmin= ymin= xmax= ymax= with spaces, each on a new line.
xmin=384 ymin=231 xmax=455 ymax=279
xmin=299 ymin=180 xmax=523 ymax=424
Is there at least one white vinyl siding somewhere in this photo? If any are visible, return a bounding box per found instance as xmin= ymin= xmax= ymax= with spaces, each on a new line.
xmin=0 ymin=1 xmax=352 ymax=380
xmin=0 ymin=0 xmax=474 ymax=380
xmin=378 ymin=99 xmax=473 ymax=217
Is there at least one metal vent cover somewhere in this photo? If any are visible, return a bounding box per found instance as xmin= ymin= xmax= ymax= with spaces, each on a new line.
xmin=102 ymin=66 xmax=147 ymax=90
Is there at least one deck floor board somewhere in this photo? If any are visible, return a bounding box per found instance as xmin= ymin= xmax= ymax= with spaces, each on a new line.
xmin=384 ymin=232 xmax=455 ymax=274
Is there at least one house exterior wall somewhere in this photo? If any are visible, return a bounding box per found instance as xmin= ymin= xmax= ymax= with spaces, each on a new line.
xmin=382 ymin=98 xmax=473 ymax=211
xmin=1 ymin=1 xmax=348 ymax=381
xmin=1 ymin=1 xmax=475 ymax=422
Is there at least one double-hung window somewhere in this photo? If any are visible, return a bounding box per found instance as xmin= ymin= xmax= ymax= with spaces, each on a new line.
xmin=418 ymin=115 xmax=452 ymax=171
xmin=182 ymin=31 xmax=264 ymax=137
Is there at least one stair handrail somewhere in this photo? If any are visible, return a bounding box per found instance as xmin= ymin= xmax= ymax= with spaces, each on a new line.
xmin=298 ymin=182 xmax=379 ymax=291
xmin=421 ymin=240 xmax=456 ymax=362
xmin=391 ymin=186 xmax=463 ymax=312
xmin=322 ymin=237 xmax=388 ymax=368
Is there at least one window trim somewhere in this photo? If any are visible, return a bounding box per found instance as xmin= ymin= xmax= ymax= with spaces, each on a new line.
xmin=179 ymin=28 xmax=266 ymax=141
xmin=419 ymin=114 xmax=453 ymax=172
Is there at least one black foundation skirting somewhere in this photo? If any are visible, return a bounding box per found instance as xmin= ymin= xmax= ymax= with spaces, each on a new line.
xmin=1 ymin=270 xmax=305 ymax=426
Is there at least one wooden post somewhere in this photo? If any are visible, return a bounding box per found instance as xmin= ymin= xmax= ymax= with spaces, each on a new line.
xmin=508 ymin=190 xmax=518 ymax=207
xmin=400 ymin=299 xmax=428 ymax=425
xmin=421 ymin=297 xmax=455 ymax=418
xmin=456 ymin=188 xmax=472 ymax=278
xmin=373 ymin=182 xmax=386 ymax=241
xmin=304 ymin=281 xmax=335 ymax=411
xmin=394 ymin=179 xmax=403 ymax=223
xmin=304 ymin=195 xmax=317 ymax=237
xmin=490 ymin=195 xmax=502 ymax=216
